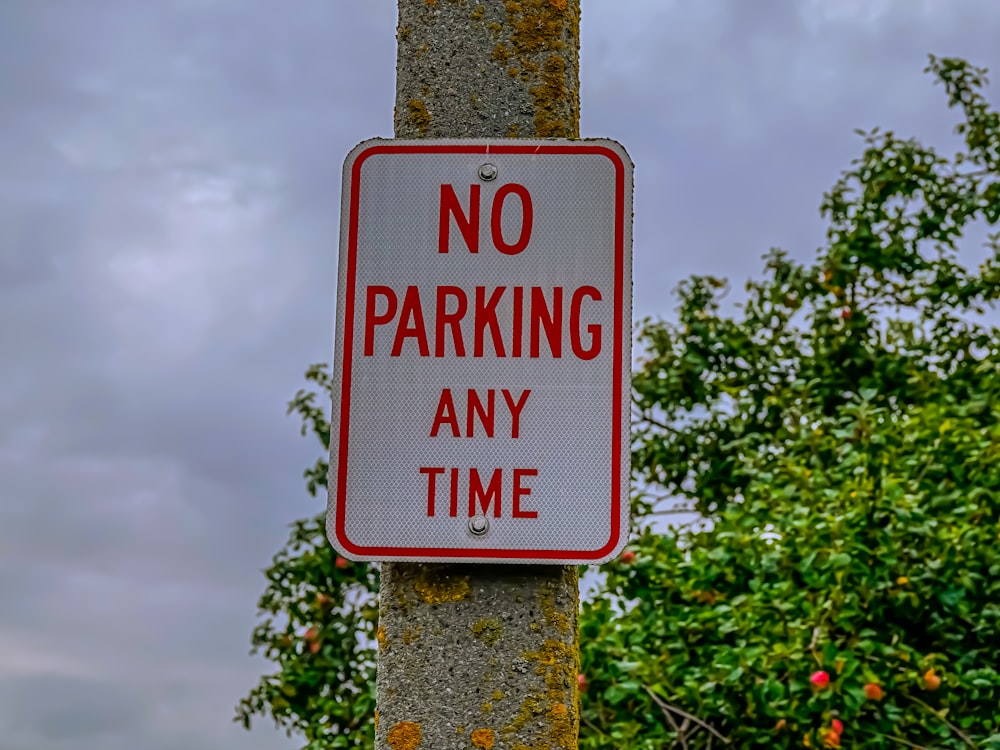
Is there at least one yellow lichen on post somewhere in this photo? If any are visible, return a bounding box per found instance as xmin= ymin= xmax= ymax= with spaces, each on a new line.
xmin=539 ymin=579 xmax=571 ymax=634
xmin=531 ymin=56 xmax=568 ymax=137
xmin=387 ymin=721 xmax=423 ymax=750
xmin=412 ymin=568 xmax=471 ymax=603
xmin=407 ymin=99 xmax=432 ymax=134
xmin=503 ymin=695 xmax=542 ymax=735
xmin=377 ymin=626 xmax=389 ymax=650
xmin=402 ymin=626 xmax=422 ymax=645
xmin=517 ymin=639 xmax=578 ymax=749
xmin=471 ymin=727 xmax=496 ymax=749
xmin=501 ymin=0 xmax=579 ymax=138
xmin=471 ymin=617 xmax=504 ymax=646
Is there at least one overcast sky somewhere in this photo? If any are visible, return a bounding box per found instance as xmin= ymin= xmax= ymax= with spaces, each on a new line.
xmin=1 ymin=1 xmax=998 ymax=748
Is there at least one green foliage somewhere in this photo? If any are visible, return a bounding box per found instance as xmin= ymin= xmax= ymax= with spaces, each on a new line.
xmin=590 ymin=55 xmax=1000 ymax=749
xmin=235 ymin=367 xmax=379 ymax=749
xmin=238 ymin=56 xmax=1000 ymax=749
xmin=582 ymin=397 xmax=1000 ymax=747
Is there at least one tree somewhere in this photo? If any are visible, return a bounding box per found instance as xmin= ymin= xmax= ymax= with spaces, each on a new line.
xmin=238 ymin=56 xmax=1000 ymax=749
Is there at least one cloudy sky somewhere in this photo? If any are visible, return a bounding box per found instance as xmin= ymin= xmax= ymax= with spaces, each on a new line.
xmin=1 ymin=1 xmax=998 ymax=748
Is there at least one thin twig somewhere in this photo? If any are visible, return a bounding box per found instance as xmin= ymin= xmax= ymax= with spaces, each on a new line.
xmin=580 ymin=715 xmax=607 ymax=738
xmin=809 ymin=626 xmax=822 ymax=664
xmin=659 ymin=697 xmax=681 ymax=733
xmin=905 ymin=693 xmax=977 ymax=749
xmin=866 ymin=732 xmax=932 ymax=750
xmin=676 ymin=717 xmax=691 ymax=750
xmin=643 ymin=686 xmax=731 ymax=745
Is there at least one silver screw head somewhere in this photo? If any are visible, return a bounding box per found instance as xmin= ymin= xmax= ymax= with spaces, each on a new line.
xmin=478 ymin=163 xmax=498 ymax=182
xmin=468 ymin=515 xmax=489 ymax=536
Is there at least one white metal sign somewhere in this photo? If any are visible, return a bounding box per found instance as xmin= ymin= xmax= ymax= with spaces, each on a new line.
xmin=328 ymin=139 xmax=632 ymax=564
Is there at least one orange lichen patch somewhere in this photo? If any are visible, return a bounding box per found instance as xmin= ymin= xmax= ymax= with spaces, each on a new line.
xmin=374 ymin=710 xmax=379 ymax=732
xmin=387 ymin=721 xmax=423 ymax=750
xmin=424 ymin=0 xmax=436 ymax=5
xmin=470 ymin=5 xmax=485 ymax=21
xmin=377 ymin=626 xmax=388 ymax=650
xmin=412 ymin=569 xmax=471 ymax=604
xmin=471 ymin=727 xmax=496 ymax=749
xmin=493 ymin=43 xmax=510 ymax=63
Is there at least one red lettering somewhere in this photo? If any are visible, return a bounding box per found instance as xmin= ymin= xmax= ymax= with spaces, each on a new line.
xmin=570 ymin=286 xmax=602 ymax=360
xmin=466 ymin=389 xmax=495 ymax=438
xmin=513 ymin=468 xmax=538 ymax=518
xmin=430 ymin=389 xmax=460 ymax=437
xmin=501 ymin=389 xmax=530 ymax=438
xmin=435 ymin=286 xmax=467 ymax=356
xmin=363 ymin=285 xmax=601 ymax=361
xmin=439 ymin=184 xmax=480 ymax=254
xmin=391 ymin=286 xmax=430 ymax=356
xmin=491 ymin=183 xmax=533 ymax=255
xmin=419 ymin=467 xmax=444 ymax=516
xmin=469 ymin=468 xmax=502 ymax=518
xmin=449 ymin=467 xmax=459 ymax=517
xmin=474 ymin=286 xmax=506 ymax=357
xmin=512 ymin=286 xmax=523 ymax=357
xmin=364 ymin=286 xmax=397 ymax=356
xmin=530 ymin=287 xmax=562 ymax=358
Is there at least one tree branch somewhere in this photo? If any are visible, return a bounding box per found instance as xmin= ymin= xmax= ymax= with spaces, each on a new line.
xmin=643 ymin=686 xmax=731 ymax=745
xmin=905 ymin=693 xmax=977 ymax=749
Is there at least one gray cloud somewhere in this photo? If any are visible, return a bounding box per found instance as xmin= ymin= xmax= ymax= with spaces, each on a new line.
xmin=1 ymin=1 xmax=998 ymax=748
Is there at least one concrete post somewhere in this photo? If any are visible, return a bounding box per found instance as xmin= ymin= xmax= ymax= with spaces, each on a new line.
xmin=375 ymin=3 xmax=581 ymax=750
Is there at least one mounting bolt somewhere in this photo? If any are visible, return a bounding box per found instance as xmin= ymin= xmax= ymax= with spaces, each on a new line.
xmin=468 ymin=515 xmax=489 ymax=536
xmin=478 ymin=163 xmax=498 ymax=182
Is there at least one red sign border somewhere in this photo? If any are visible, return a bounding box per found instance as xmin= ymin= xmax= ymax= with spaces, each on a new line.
xmin=332 ymin=141 xmax=629 ymax=562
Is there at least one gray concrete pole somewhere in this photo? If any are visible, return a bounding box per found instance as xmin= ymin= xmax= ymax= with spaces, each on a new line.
xmin=375 ymin=2 xmax=582 ymax=750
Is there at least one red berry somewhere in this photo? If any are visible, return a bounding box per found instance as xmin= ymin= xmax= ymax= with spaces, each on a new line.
xmin=831 ymin=719 xmax=843 ymax=735
xmin=577 ymin=673 xmax=587 ymax=692
xmin=619 ymin=550 xmax=636 ymax=564
xmin=810 ymin=670 xmax=831 ymax=689
xmin=335 ymin=556 xmax=350 ymax=569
